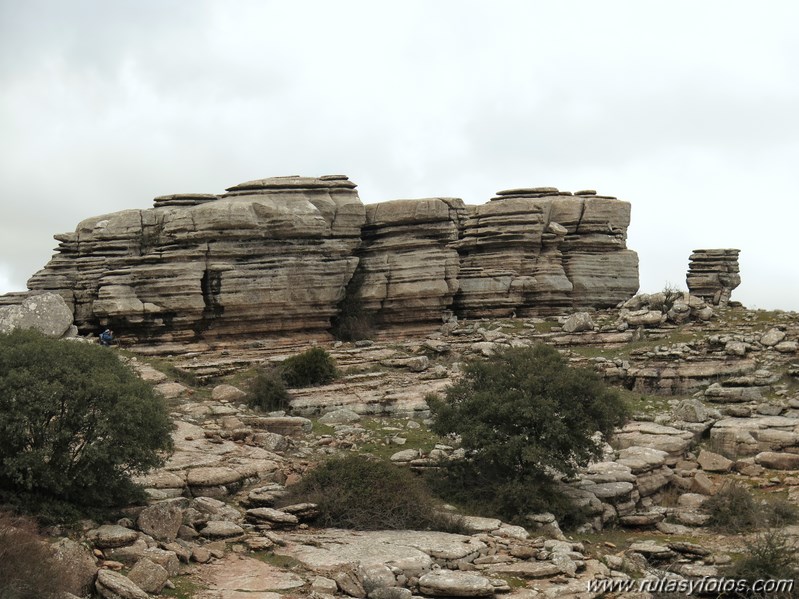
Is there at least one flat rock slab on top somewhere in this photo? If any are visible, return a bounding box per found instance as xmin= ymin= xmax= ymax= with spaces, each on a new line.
xmin=495 ymin=187 xmax=560 ymax=195
xmin=225 ymin=175 xmax=357 ymax=192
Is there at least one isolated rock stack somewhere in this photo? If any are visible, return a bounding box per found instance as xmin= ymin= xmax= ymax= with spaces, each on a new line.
xmin=28 ymin=176 xmax=365 ymax=345
xmin=686 ymin=249 xmax=741 ymax=306
xmin=453 ymin=188 xmax=639 ymax=317
xmin=348 ymin=198 xmax=467 ymax=328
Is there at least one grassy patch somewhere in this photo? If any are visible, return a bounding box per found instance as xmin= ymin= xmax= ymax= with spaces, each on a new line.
xmin=529 ymin=320 xmax=559 ymax=334
xmin=616 ymin=387 xmax=676 ymax=418
xmin=500 ymin=577 xmax=527 ymax=589
xmin=161 ymin=576 xmax=206 ymax=599
xmin=354 ymin=418 xmax=442 ymax=460
xmin=311 ymin=420 xmax=336 ymax=436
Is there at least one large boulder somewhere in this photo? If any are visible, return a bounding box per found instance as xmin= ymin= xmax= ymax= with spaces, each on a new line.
xmin=136 ymin=500 xmax=184 ymax=542
xmin=50 ymin=538 xmax=98 ymax=597
xmin=95 ymin=569 xmax=150 ymax=599
xmin=0 ymin=292 xmax=74 ymax=337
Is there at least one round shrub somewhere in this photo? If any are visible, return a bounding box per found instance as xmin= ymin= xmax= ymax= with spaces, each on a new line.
xmin=428 ymin=343 xmax=628 ymax=523
xmin=0 ymin=329 xmax=174 ymax=509
xmin=703 ymin=482 xmax=762 ymax=532
xmin=280 ymin=347 xmax=338 ymax=388
xmin=247 ymin=368 xmax=291 ymax=412
xmin=281 ymin=454 xmax=458 ymax=531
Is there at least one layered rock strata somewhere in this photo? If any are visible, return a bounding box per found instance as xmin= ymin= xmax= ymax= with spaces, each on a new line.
xmin=27 ymin=176 xmax=365 ymax=344
xmin=453 ymin=188 xmax=638 ymax=317
xmin=346 ymin=198 xmax=467 ymax=329
xmin=686 ymin=249 xmax=741 ymax=306
xmin=22 ymin=178 xmax=640 ymax=345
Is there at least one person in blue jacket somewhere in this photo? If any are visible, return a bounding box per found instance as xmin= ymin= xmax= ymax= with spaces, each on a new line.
xmin=99 ymin=329 xmax=114 ymax=346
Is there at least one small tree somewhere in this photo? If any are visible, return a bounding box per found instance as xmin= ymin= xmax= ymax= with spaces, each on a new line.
xmin=0 ymin=330 xmax=174 ymax=511
xmin=428 ymin=343 xmax=628 ymax=522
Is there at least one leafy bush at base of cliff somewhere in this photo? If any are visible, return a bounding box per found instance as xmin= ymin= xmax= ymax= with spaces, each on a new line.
xmin=427 ymin=343 xmax=628 ymax=524
xmin=0 ymin=511 xmax=75 ymax=599
xmin=280 ymin=347 xmax=339 ymax=388
xmin=0 ymin=329 xmax=174 ymax=513
xmin=281 ymin=454 xmax=462 ymax=531
xmin=247 ymin=368 xmax=291 ymax=412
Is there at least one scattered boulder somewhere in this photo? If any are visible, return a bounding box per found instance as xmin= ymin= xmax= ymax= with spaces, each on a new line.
xmin=212 ymin=384 xmax=247 ymax=402
xmin=50 ymin=538 xmax=98 ymax=597
xmin=127 ymin=558 xmax=169 ymax=594
xmin=0 ymin=292 xmax=74 ymax=337
xmin=137 ymin=500 xmax=184 ymax=542
xmin=755 ymin=451 xmax=799 ymax=470
xmin=562 ymin=312 xmax=594 ymax=333
xmin=88 ymin=525 xmax=139 ymax=549
xmin=697 ymin=449 xmax=733 ymax=473
xmin=418 ymin=570 xmax=495 ymax=597
xmin=95 ymin=569 xmax=150 ymax=599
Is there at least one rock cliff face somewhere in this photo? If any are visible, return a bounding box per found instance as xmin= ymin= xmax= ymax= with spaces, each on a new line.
xmin=454 ymin=188 xmax=639 ymax=317
xmin=24 ymin=177 xmax=639 ymax=345
xmin=28 ymin=176 xmax=365 ymax=345
xmin=686 ymin=249 xmax=741 ymax=307
xmin=347 ymin=198 xmax=467 ymax=329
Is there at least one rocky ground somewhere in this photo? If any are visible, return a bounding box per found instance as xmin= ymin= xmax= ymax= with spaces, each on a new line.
xmin=41 ymin=292 xmax=799 ymax=598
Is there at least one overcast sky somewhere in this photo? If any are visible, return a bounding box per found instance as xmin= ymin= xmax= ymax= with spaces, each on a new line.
xmin=1 ymin=1 xmax=797 ymax=310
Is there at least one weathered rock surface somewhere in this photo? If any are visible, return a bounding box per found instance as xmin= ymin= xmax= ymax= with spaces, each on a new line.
xmin=27 ymin=175 xmax=365 ymax=346
xmin=686 ymin=249 xmax=741 ymax=306
xmin=0 ymin=292 xmax=74 ymax=337
xmin=95 ymin=569 xmax=150 ymax=599
xmin=51 ymin=538 xmax=99 ymax=597
xmin=348 ymin=198 xmax=467 ymax=328
xmin=454 ymin=188 xmax=638 ymax=316
xmin=21 ymin=178 xmax=640 ymax=346
xmin=417 ymin=570 xmax=494 ymax=597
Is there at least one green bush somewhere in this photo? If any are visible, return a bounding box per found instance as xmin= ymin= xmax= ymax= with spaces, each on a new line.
xmin=247 ymin=368 xmax=291 ymax=412
xmin=0 ymin=329 xmax=174 ymax=511
xmin=704 ymin=482 xmax=799 ymax=533
xmin=281 ymin=454 xmax=461 ymax=531
xmin=280 ymin=347 xmax=338 ymax=388
xmin=0 ymin=511 xmax=73 ymax=599
xmin=726 ymin=531 xmax=799 ymax=598
xmin=428 ymin=343 xmax=628 ymax=523
xmin=703 ymin=482 xmax=761 ymax=533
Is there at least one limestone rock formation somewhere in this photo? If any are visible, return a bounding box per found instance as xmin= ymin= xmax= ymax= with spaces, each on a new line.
xmin=345 ymin=198 xmax=467 ymax=329
xmin=27 ymin=175 xmax=365 ymax=345
xmin=686 ymin=249 xmax=741 ymax=306
xmin=453 ymin=188 xmax=638 ymax=317
xmin=20 ymin=177 xmax=641 ymax=345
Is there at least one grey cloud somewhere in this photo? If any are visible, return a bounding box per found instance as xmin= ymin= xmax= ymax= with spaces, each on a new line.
xmin=1 ymin=0 xmax=798 ymax=311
